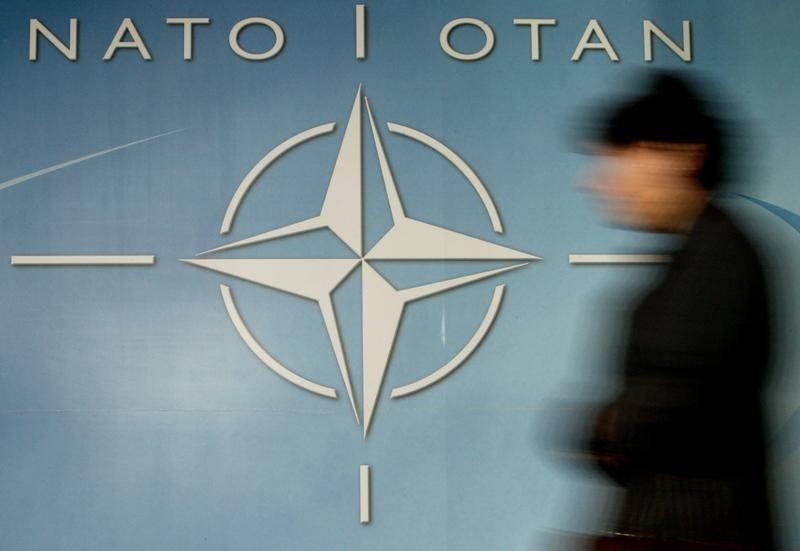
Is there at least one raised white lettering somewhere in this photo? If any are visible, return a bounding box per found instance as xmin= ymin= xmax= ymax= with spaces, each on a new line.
xmin=440 ymin=18 xmax=495 ymax=61
xmin=229 ymin=17 xmax=284 ymax=61
xmin=29 ymin=18 xmax=78 ymax=61
xmin=166 ymin=17 xmax=210 ymax=61
xmin=103 ymin=18 xmax=152 ymax=60
xmin=572 ymin=19 xmax=619 ymax=62
xmin=513 ymin=18 xmax=557 ymax=61
xmin=644 ymin=20 xmax=692 ymax=62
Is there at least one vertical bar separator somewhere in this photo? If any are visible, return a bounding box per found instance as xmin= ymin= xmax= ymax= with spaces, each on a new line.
xmin=359 ymin=464 xmax=371 ymax=524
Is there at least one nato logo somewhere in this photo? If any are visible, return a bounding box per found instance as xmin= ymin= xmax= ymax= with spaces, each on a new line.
xmin=183 ymin=86 xmax=538 ymax=439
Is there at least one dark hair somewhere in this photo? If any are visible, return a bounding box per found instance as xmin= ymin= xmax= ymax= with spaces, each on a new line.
xmin=596 ymin=72 xmax=725 ymax=190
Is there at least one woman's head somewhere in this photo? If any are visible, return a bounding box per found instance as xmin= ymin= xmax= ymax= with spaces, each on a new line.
xmin=583 ymin=72 xmax=724 ymax=232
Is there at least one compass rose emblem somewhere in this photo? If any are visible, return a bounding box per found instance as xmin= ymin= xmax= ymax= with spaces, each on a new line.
xmin=184 ymin=86 xmax=539 ymax=438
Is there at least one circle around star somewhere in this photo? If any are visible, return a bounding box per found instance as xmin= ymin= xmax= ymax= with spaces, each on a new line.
xmin=184 ymin=88 xmax=538 ymax=437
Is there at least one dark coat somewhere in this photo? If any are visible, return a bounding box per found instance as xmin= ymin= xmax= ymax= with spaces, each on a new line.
xmin=590 ymin=203 xmax=774 ymax=549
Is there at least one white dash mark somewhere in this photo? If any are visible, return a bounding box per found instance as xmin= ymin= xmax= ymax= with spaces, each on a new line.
xmin=360 ymin=464 xmax=371 ymax=524
xmin=11 ymin=255 xmax=155 ymax=266
xmin=440 ymin=306 xmax=447 ymax=347
xmin=355 ymin=4 xmax=366 ymax=59
xmin=569 ymin=254 xmax=671 ymax=265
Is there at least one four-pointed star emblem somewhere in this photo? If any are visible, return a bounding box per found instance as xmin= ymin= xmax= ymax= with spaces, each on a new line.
xmin=184 ymin=87 xmax=539 ymax=437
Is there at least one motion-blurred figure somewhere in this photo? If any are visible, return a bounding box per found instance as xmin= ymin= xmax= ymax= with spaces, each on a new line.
xmin=579 ymin=73 xmax=775 ymax=550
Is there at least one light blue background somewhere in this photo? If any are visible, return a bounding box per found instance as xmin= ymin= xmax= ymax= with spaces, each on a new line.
xmin=1 ymin=1 xmax=799 ymax=549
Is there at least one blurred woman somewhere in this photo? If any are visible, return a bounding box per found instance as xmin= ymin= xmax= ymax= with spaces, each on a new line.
xmin=581 ymin=73 xmax=774 ymax=551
